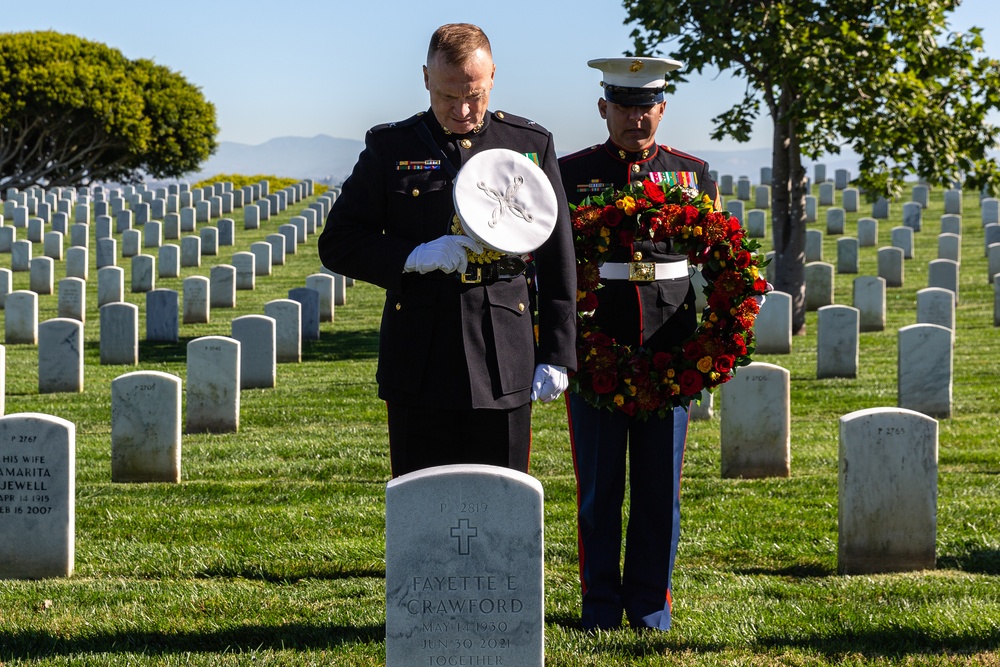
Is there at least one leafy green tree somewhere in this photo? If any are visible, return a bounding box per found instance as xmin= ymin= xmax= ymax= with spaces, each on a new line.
xmin=623 ymin=0 xmax=1000 ymax=333
xmin=0 ymin=31 xmax=217 ymax=190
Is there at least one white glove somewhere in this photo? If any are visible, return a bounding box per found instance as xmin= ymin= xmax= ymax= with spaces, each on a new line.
xmin=531 ymin=364 xmax=568 ymax=403
xmin=403 ymin=235 xmax=484 ymax=274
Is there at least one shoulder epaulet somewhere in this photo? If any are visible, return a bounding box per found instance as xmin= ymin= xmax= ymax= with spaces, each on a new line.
xmin=492 ymin=110 xmax=549 ymax=135
xmin=559 ymin=144 xmax=603 ymax=163
xmin=370 ymin=112 xmax=425 ymax=134
xmin=659 ymin=144 xmax=708 ymax=166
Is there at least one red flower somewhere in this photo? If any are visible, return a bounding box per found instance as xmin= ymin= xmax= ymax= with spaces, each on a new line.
xmin=679 ymin=369 xmax=704 ymax=395
xmin=620 ymin=401 xmax=638 ymax=416
xmin=734 ymin=250 xmax=752 ymax=269
xmin=602 ymin=205 xmax=623 ymax=227
xmin=592 ymin=372 xmax=617 ymax=395
xmin=652 ymin=351 xmax=672 ymax=371
xmin=643 ymin=180 xmax=666 ymax=204
xmin=714 ymin=355 xmax=735 ymax=374
xmin=682 ymin=340 xmax=704 ymax=360
xmin=681 ymin=206 xmax=700 ymax=226
xmin=578 ymin=291 xmax=598 ymax=311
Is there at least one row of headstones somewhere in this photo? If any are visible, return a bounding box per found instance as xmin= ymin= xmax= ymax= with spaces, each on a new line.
xmin=0 ymin=413 xmax=547 ymax=664
xmin=722 ymin=186 xmax=999 ymax=238
xmin=1 ymin=186 xmax=338 ymax=316
xmin=1 ymin=207 xmax=333 ymax=332
xmin=717 ymin=165 xmax=855 ymax=192
xmin=756 ymin=293 xmax=953 ymax=414
xmin=0 ymin=183 xmax=331 ymax=262
xmin=0 ymin=399 xmax=935 ymax=665
xmin=3 ymin=178 xmax=317 ymax=228
xmin=715 ymin=364 xmax=938 ymax=575
xmin=0 ymin=206 xmax=334 ymax=306
xmin=1 ymin=268 xmax=347 ymax=391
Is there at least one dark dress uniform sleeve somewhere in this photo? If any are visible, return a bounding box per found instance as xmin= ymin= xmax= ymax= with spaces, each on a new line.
xmin=318 ymin=122 xmax=420 ymax=294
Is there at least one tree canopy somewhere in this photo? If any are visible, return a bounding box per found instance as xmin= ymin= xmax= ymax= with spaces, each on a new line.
xmin=0 ymin=31 xmax=217 ymax=190
xmin=623 ymin=0 xmax=1000 ymax=332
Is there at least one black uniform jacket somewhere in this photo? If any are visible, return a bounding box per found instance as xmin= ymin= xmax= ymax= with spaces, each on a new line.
xmin=319 ymin=109 xmax=577 ymax=409
xmin=558 ymin=139 xmax=720 ymax=352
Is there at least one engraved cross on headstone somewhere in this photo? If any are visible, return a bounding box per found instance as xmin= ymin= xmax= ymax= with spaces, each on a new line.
xmin=450 ymin=518 xmax=478 ymax=556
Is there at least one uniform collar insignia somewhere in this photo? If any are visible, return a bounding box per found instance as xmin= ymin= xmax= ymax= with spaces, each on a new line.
xmin=605 ymin=139 xmax=658 ymax=164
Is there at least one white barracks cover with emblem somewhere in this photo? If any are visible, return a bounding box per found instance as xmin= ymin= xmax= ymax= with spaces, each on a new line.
xmin=453 ymin=148 xmax=558 ymax=254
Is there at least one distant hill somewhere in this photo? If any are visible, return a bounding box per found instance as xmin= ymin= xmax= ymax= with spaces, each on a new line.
xmin=182 ymin=134 xmax=866 ymax=186
xmin=184 ymin=135 xmax=365 ymax=185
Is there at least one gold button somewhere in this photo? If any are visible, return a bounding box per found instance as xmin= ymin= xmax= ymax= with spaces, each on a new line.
xmin=411 ymin=188 xmax=420 ymax=197
xmin=631 ymin=164 xmax=640 ymax=173
xmin=460 ymin=139 xmax=472 ymax=149
xmin=497 ymin=111 xmax=505 ymax=119
xmin=518 ymin=303 xmax=525 ymax=312
xmin=395 ymin=303 xmax=401 ymax=310
xmin=633 ymin=251 xmax=643 ymax=261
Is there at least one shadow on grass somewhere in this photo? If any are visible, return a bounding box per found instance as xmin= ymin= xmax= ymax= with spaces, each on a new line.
xmin=194 ymin=565 xmax=385 ymax=583
xmin=754 ymin=626 xmax=1000 ymax=658
xmin=0 ymin=623 xmax=384 ymax=659
xmin=938 ymin=548 xmax=1000 ymax=575
xmin=140 ymin=338 xmax=194 ymax=364
xmin=545 ymin=612 xmax=728 ymax=654
xmin=303 ymin=328 xmax=379 ymax=362
xmin=124 ymin=328 xmax=380 ymax=365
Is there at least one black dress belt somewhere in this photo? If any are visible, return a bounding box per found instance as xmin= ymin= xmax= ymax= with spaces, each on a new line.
xmin=460 ymin=256 xmax=528 ymax=284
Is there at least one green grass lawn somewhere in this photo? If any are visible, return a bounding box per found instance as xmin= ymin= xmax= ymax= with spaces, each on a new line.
xmin=0 ymin=181 xmax=998 ymax=666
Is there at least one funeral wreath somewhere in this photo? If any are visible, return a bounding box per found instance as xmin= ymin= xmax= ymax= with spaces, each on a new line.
xmin=569 ymin=179 xmax=769 ymax=419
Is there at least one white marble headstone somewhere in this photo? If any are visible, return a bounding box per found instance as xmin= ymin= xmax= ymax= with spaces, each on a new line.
xmin=838 ymin=407 xmax=937 ymax=574
xmin=264 ymin=299 xmax=302 ymax=363
xmin=99 ymin=302 xmax=138 ymax=366
xmin=111 ymin=371 xmax=182 ymax=483
xmin=719 ymin=362 xmax=791 ymax=478
xmin=232 ymin=315 xmax=276 ymax=389
xmin=898 ymin=324 xmax=953 ymax=418
xmin=186 ymin=336 xmax=240 ymax=433
xmin=0 ymin=413 xmax=75 ymax=579
xmin=816 ymin=305 xmax=859 ymax=379
xmin=385 ymin=464 xmax=544 ymax=667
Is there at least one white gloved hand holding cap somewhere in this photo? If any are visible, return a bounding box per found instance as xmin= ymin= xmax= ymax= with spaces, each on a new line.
xmin=403 ymin=235 xmax=483 ymax=274
xmin=531 ymin=364 xmax=568 ymax=403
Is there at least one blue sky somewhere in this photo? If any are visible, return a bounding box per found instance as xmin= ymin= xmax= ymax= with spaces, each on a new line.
xmin=6 ymin=0 xmax=999 ymax=157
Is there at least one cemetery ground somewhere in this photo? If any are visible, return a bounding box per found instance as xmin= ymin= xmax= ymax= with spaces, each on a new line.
xmin=0 ymin=183 xmax=999 ymax=666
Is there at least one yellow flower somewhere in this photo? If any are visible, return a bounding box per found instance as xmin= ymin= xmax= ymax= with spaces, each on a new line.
xmin=750 ymin=266 xmax=759 ymax=279
xmin=710 ymin=372 xmax=721 ymax=382
xmin=614 ymin=395 xmax=625 ymax=406
xmin=600 ymin=227 xmax=611 ymax=240
xmin=666 ymin=369 xmax=675 ymax=378
xmin=693 ymin=226 xmax=703 ymax=236
xmin=617 ymin=196 xmax=637 ymax=216
xmin=697 ymin=356 xmax=713 ymax=373
xmin=709 ymin=312 xmax=718 ymax=323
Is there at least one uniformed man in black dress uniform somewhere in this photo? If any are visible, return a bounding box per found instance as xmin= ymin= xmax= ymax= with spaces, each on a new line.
xmin=318 ymin=23 xmax=577 ymax=478
xmin=558 ymin=57 xmax=721 ymax=632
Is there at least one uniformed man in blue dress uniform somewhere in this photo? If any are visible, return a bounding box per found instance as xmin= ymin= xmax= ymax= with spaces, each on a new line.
xmin=558 ymin=57 xmax=721 ymax=631
xmin=318 ymin=24 xmax=577 ymax=478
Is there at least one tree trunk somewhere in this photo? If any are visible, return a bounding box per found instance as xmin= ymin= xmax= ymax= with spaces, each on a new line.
xmin=770 ymin=105 xmax=808 ymax=335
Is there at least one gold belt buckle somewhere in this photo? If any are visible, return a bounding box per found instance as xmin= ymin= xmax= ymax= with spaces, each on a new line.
xmin=629 ymin=261 xmax=655 ymax=281
xmin=461 ymin=267 xmax=482 ymax=284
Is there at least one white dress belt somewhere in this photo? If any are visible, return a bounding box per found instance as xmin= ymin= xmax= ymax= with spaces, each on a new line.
xmin=599 ymin=260 xmax=690 ymax=281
